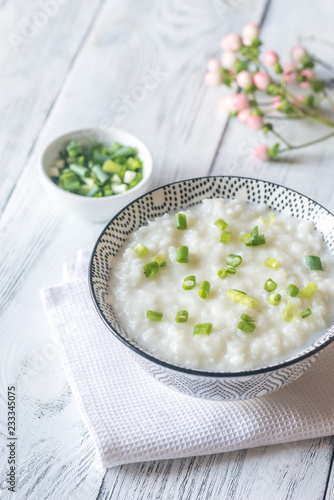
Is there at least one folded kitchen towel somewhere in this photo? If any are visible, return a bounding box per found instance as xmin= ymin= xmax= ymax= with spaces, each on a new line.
xmin=40 ymin=250 xmax=334 ymax=468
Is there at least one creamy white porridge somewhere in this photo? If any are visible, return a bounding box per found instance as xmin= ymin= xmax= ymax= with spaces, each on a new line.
xmin=111 ymin=199 xmax=334 ymax=371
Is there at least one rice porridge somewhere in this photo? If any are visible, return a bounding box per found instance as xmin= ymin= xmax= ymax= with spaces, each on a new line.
xmin=111 ymin=199 xmax=334 ymax=372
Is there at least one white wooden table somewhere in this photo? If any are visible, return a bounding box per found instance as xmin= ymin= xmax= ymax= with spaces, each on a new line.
xmin=1 ymin=0 xmax=334 ymax=498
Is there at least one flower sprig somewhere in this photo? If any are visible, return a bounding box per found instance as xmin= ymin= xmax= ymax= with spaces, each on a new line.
xmin=205 ymin=22 xmax=334 ymax=161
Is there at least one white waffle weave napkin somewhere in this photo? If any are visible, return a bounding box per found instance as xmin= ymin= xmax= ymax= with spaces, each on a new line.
xmin=40 ymin=250 xmax=334 ymax=468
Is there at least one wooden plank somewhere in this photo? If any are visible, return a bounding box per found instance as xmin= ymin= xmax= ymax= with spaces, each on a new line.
xmin=98 ymin=438 xmax=334 ymax=500
xmin=0 ymin=0 xmax=106 ymax=215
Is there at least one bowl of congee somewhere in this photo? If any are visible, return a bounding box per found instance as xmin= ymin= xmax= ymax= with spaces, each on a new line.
xmin=89 ymin=176 xmax=334 ymax=401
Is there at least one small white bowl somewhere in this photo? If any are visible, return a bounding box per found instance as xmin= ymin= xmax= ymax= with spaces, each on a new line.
xmin=39 ymin=128 xmax=153 ymax=223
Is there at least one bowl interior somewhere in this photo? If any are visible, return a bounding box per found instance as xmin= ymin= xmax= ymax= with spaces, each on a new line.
xmin=40 ymin=128 xmax=153 ymax=199
xmin=89 ymin=176 xmax=334 ymax=376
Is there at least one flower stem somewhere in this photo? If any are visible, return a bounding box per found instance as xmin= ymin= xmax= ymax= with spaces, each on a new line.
xmin=279 ymin=131 xmax=334 ymax=153
xmin=270 ymin=129 xmax=292 ymax=148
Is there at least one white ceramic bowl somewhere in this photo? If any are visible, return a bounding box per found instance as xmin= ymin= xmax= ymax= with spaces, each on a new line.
xmin=89 ymin=177 xmax=334 ymax=401
xmin=39 ymin=128 xmax=153 ymax=222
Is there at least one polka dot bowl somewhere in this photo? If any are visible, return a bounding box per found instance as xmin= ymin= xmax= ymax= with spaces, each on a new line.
xmin=89 ymin=176 xmax=334 ymax=401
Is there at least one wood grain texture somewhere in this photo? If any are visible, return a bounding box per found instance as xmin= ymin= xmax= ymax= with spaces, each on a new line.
xmin=0 ymin=0 xmax=106 ymax=215
xmin=1 ymin=0 xmax=334 ymax=498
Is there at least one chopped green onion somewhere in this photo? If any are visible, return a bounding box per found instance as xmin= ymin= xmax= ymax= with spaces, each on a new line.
xmin=92 ymin=165 xmax=110 ymax=184
xmin=264 ymin=257 xmax=279 ymax=269
xmin=226 ymin=289 xmax=258 ymax=309
xmin=193 ymin=323 xmax=213 ymax=335
xmin=87 ymin=185 xmax=101 ymax=197
xmin=175 ymin=213 xmax=187 ymax=230
xmin=214 ymin=218 xmax=228 ymax=231
xmin=239 ymin=233 xmax=250 ymax=243
xmin=175 ymin=310 xmax=189 ymax=323
xmin=301 ymin=308 xmax=312 ymax=319
xmin=217 ymin=267 xmax=227 ymax=279
xmin=305 ymin=255 xmax=323 ymax=271
xmin=102 ymin=159 xmax=122 ymax=174
xmin=177 ymin=246 xmax=189 ymax=263
xmin=146 ymin=310 xmax=163 ymax=321
xmin=63 ymin=181 xmax=81 ymax=192
xmin=282 ymin=302 xmax=298 ymax=322
xmin=69 ymin=164 xmax=90 ymax=178
xmin=264 ymin=279 xmax=277 ymax=292
xmin=112 ymin=183 xmax=128 ymax=194
xmin=183 ymin=275 xmax=196 ymax=290
xmin=301 ymin=281 xmax=317 ymax=298
xmin=198 ymin=281 xmax=210 ymax=299
xmin=152 ymin=254 xmax=167 ymax=267
xmin=286 ymin=284 xmax=300 ymax=297
xmin=237 ymin=321 xmax=256 ymax=333
xmin=143 ymin=261 xmax=159 ymax=278
xmin=226 ymin=267 xmax=236 ymax=275
xmin=259 ymin=212 xmax=275 ymax=226
xmin=220 ymin=231 xmax=232 ymax=244
xmin=132 ymin=243 xmax=149 ymax=257
xmin=244 ymin=226 xmax=266 ymax=246
xmin=226 ymin=254 xmax=242 ymax=267
xmin=268 ymin=293 xmax=281 ymax=306
xmin=241 ymin=313 xmax=255 ymax=323
xmin=123 ymin=170 xmax=136 ymax=184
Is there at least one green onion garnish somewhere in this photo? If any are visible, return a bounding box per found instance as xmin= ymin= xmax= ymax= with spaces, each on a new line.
xmin=193 ymin=323 xmax=213 ymax=335
xmin=264 ymin=257 xmax=279 ymax=269
xmin=264 ymin=279 xmax=277 ymax=292
xmin=305 ymin=255 xmax=323 ymax=271
xmin=176 ymin=246 xmax=189 ymax=263
xmin=175 ymin=310 xmax=189 ymax=323
xmin=226 ymin=254 xmax=242 ymax=267
xmin=183 ymin=275 xmax=196 ymax=290
xmin=239 ymin=233 xmax=250 ymax=243
xmin=282 ymin=302 xmax=298 ymax=322
xmin=143 ymin=261 xmax=159 ymax=278
xmin=301 ymin=281 xmax=317 ymax=298
xmin=226 ymin=289 xmax=258 ymax=309
xmin=226 ymin=267 xmax=236 ymax=275
xmin=217 ymin=267 xmax=227 ymax=279
xmin=146 ymin=310 xmax=163 ymax=321
xmin=152 ymin=254 xmax=167 ymax=267
xmin=286 ymin=284 xmax=300 ymax=297
xmin=214 ymin=218 xmax=228 ymax=231
xmin=244 ymin=226 xmax=266 ymax=246
xmin=198 ymin=281 xmax=210 ymax=299
xmin=301 ymin=308 xmax=312 ymax=319
xmin=259 ymin=212 xmax=275 ymax=226
xmin=132 ymin=243 xmax=149 ymax=257
xmin=220 ymin=231 xmax=232 ymax=244
xmin=51 ymin=140 xmax=143 ymax=197
xmin=241 ymin=313 xmax=255 ymax=323
xmin=237 ymin=321 xmax=256 ymax=333
xmin=175 ymin=213 xmax=187 ymax=230
xmin=268 ymin=293 xmax=281 ymax=306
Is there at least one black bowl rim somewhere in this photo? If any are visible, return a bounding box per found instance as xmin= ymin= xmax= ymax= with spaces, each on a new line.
xmin=89 ymin=175 xmax=334 ymax=378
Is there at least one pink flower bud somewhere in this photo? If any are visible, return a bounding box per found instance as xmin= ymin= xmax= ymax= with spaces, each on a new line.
xmin=231 ymin=93 xmax=249 ymax=111
xmin=263 ymin=50 xmax=279 ymax=67
xmin=242 ymin=23 xmax=260 ymax=46
xmin=272 ymin=96 xmax=283 ymax=109
xmin=295 ymin=94 xmax=305 ymax=102
xmin=253 ymin=145 xmax=270 ymax=161
xmin=283 ymin=63 xmax=297 ymax=84
xmin=237 ymin=108 xmax=252 ymax=124
xmin=220 ymin=33 xmax=243 ymax=52
xmin=221 ymin=51 xmax=238 ymax=71
xmin=253 ymin=72 xmax=271 ymax=90
xmin=236 ymin=70 xmax=253 ymax=89
xmin=247 ymin=115 xmax=264 ymax=130
xmin=205 ymin=71 xmax=222 ymax=87
xmin=300 ymin=69 xmax=315 ymax=88
xmin=291 ymin=45 xmax=308 ymax=63
xmin=219 ymin=95 xmax=234 ymax=112
xmin=207 ymin=58 xmax=221 ymax=72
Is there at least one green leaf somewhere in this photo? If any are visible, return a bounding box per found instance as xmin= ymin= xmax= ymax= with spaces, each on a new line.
xmin=269 ymin=143 xmax=280 ymax=159
xmin=267 ymin=84 xmax=280 ymax=96
xmin=311 ymin=79 xmax=324 ymax=92
xmin=263 ymin=123 xmax=273 ymax=134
